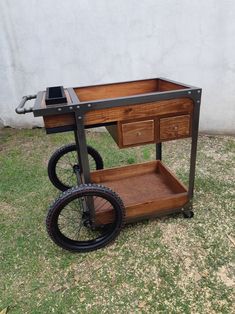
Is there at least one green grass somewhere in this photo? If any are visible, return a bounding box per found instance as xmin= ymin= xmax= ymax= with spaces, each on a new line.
xmin=0 ymin=128 xmax=234 ymax=313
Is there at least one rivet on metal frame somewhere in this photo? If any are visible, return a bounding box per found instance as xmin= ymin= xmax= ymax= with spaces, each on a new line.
xmin=58 ymin=108 xmax=62 ymax=111
xmin=88 ymin=104 xmax=91 ymax=107
xmin=78 ymin=116 xmax=82 ymax=120
xmin=77 ymin=105 xmax=80 ymax=109
xmin=197 ymin=100 xmax=200 ymax=103
xmin=69 ymin=106 xmax=73 ymax=110
xmin=197 ymin=90 xmax=201 ymax=93
xmin=188 ymin=91 xmax=191 ymax=94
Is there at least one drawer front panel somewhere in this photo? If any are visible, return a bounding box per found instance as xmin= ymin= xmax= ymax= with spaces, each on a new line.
xmin=160 ymin=115 xmax=191 ymax=141
xmin=121 ymin=120 xmax=155 ymax=147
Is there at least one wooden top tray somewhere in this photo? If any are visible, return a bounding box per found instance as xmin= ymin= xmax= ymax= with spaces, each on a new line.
xmin=32 ymin=78 xmax=200 ymax=134
xmin=74 ymin=78 xmax=191 ymax=102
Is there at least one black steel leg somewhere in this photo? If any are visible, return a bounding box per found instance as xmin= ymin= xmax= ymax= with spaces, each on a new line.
xmin=188 ymin=99 xmax=201 ymax=199
xmin=74 ymin=115 xmax=91 ymax=184
xmin=156 ymin=143 xmax=162 ymax=160
xmin=74 ymin=115 xmax=95 ymax=223
xmin=184 ymin=93 xmax=201 ymax=215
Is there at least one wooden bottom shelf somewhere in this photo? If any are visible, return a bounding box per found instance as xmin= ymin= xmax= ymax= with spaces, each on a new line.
xmin=91 ymin=160 xmax=188 ymax=224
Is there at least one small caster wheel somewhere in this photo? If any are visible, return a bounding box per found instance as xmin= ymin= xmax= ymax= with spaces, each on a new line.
xmin=183 ymin=210 xmax=194 ymax=219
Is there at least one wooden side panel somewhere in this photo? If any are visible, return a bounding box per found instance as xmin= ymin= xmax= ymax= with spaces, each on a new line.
xmin=158 ymin=162 xmax=188 ymax=193
xmin=121 ymin=120 xmax=155 ymax=146
xmin=44 ymin=98 xmax=193 ymax=130
xmin=44 ymin=113 xmax=75 ymax=129
xmin=160 ymin=115 xmax=191 ymax=141
xmin=158 ymin=79 xmax=188 ymax=92
xmin=84 ymin=98 xmax=193 ymax=126
xmin=95 ymin=193 xmax=188 ymax=225
xmin=91 ymin=160 xmax=159 ymax=183
xmin=75 ymin=79 xmax=159 ymax=101
xmin=105 ymin=124 xmax=119 ymax=143
xmin=125 ymin=194 xmax=188 ymax=222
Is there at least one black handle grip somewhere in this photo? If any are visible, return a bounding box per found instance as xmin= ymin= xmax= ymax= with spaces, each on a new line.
xmin=15 ymin=94 xmax=36 ymax=114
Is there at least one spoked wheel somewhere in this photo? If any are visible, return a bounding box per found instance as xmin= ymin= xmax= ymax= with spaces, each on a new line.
xmin=46 ymin=184 xmax=125 ymax=252
xmin=48 ymin=144 xmax=103 ymax=191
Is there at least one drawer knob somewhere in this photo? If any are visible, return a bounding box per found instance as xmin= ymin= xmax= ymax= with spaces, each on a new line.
xmin=173 ymin=126 xmax=178 ymax=130
xmin=137 ymin=131 xmax=142 ymax=136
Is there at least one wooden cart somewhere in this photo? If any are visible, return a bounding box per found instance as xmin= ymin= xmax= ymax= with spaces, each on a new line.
xmin=16 ymin=78 xmax=201 ymax=252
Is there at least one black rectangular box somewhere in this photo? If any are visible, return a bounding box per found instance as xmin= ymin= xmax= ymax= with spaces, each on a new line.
xmin=45 ymin=86 xmax=67 ymax=106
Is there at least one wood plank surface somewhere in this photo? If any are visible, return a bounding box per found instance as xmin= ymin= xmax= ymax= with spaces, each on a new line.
xmin=158 ymin=162 xmax=188 ymax=193
xmin=44 ymin=98 xmax=193 ymax=129
xmin=95 ymin=193 xmax=188 ymax=225
xmin=44 ymin=113 xmax=75 ymax=129
xmin=91 ymin=160 xmax=159 ymax=183
xmin=158 ymin=79 xmax=188 ymax=91
xmin=84 ymin=98 xmax=193 ymax=126
xmin=105 ymin=124 xmax=119 ymax=143
xmin=74 ymin=79 xmax=188 ymax=102
xmin=74 ymin=79 xmax=159 ymax=101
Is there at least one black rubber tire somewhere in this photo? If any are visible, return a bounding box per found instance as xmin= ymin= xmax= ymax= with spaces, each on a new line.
xmin=183 ymin=210 xmax=194 ymax=219
xmin=46 ymin=184 xmax=125 ymax=252
xmin=48 ymin=144 xmax=103 ymax=191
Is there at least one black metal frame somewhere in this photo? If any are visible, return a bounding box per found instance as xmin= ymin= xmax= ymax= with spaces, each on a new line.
xmin=16 ymin=77 xmax=201 ymax=214
xmin=15 ymin=94 xmax=36 ymax=114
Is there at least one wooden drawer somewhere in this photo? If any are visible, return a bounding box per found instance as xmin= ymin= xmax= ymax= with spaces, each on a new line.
xmin=106 ymin=114 xmax=191 ymax=148
xmin=121 ymin=120 xmax=155 ymax=147
xmin=106 ymin=119 xmax=156 ymax=148
xmin=160 ymin=115 xmax=191 ymax=141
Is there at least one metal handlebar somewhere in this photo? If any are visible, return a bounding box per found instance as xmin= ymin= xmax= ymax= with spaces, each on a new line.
xmin=15 ymin=94 xmax=37 ymax=114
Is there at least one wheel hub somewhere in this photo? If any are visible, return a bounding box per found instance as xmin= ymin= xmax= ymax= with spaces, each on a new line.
xmin=73 ymin=164 xmax=80 ymax=173
xmin=82 ymin=212 xmax=92 ymax=228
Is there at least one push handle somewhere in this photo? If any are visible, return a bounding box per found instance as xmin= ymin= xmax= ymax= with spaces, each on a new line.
xmin=15 ymin=94 xmax=36 ymax=114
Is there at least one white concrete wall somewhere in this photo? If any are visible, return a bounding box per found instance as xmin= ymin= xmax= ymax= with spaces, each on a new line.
xmin=0 ymin=0 xmax=234 ymax=134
